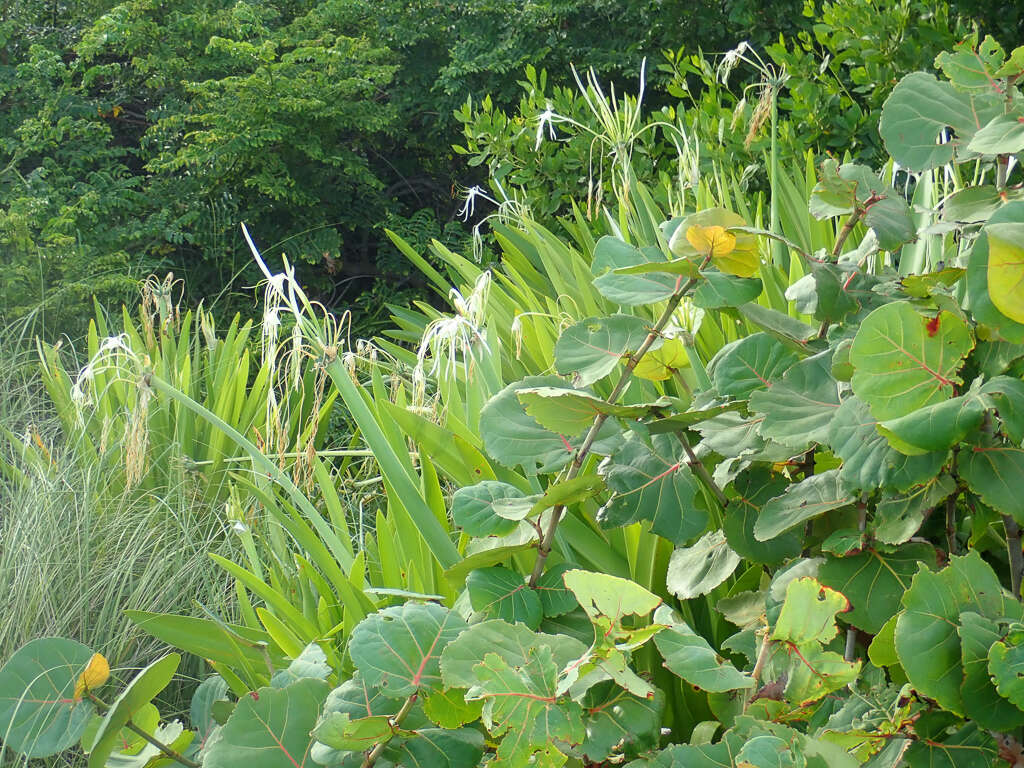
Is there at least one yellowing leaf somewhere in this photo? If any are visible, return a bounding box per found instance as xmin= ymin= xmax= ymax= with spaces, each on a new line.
xmin=74 ymin=653 xmax=110 ymax=700
xmin=987 ymin=223 xmax=1024 ymax=324
xmin=632 ymin=337 xmax=689 ymax=381
xmin=686 ymin=225 xmax=736 ymax=258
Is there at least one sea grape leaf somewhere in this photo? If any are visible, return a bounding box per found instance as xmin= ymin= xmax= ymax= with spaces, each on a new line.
xmin=592 ymin=236 xmax=682 ymax=305
xmin=580 ymin=682 xmax=664 ymax=762
xmin=393 ymin=728 xmax=485 ymax=768
xmin=754 ymin=469 xmax=853 ymax=542
xmin=596 ymin=432 xmax=706 ymax=545
xmin=895 ymin=551 xmax=1022 ymax=715
xmin=480 ymin=376 xmax=621 ymax=473
xmin=466 ymin=566 xmax=542 ymax=629
xmin=981 ymin=375 xmax=1024 ymax=442
xmin=749 ymin=351 xmax=840 ymax=451
xmin=826 ymin=395 xmax=947 ymax=492
xmin=785 ymin=263 xmax=861 ymax=323
xmin=959 ymin=438 xmax=1024 ymax=523
xmin=819 ymin=543 xmax=937 ymax=634
xmin=440 ymin=620 xmax=587 ymax=689
xmin=451 ymin=481 xmax=523 ymax=538
xmin=958 ymin=612 xmax=1024 ymax=731
xmin=349 ymin=603 xmax=468 ymax=696
xmin=850 ymin=301 xmax=973 ymax=421
xmin=88 ymin=654 xmax=180 ymax=768
xmin=653 ymin=606 xmax=754 ymax=692
xmin=666 ymin=530 xmax=742 ymax=600
xmin=737 ymin=302 xmax=819 ymax=347
xmin=0 ymin=637 xmax=96 ymax=758
xmin=969 ymin=111 xmax=1024 ymax=155
xmin=877 ymin=391 xmax=986 ymax=454
xmin=966 ymin=204 xmax=1024 ymax=343
xmin=517 ymin=387 xmax=669 ymax=435
xmin=810 ymin=159 xmax=858 ymax=217
xmin=422 ymin=689 xmax=484 ymax=729
xmin=554 ymin=315 xmax=652 ymax=386
xmin=535 ymin=564 xmax=578 ymax=618
xmin=902 ymin=722 xmax=997 ymax=768
xmin=466 ymin=647 xmax=585 ymax=767
xmin=312 ymin=713 xmax=392 ymax=752
xmin=986 ymin=222 xmax=1024 ymax=325
xmin=989 ymin=625 xmax=1024 ymax=710
xmin=693 ymin=271 xmax=763 ymax=309
xmin=783 ymin=645 xmax=860 ymax=707
xmin=723 ymin=470 xmax=802 ymax=564
xmin=935 ymin=36 xmax=1007 ymax=91
xmin=879 ymin=71 xmax=1001 ymax=171
xmin=271 ymin=643 xmax=330 ymax=688
xmin=205 ymin=678 xmax=329 ymax=768
xmin=709 ymin=333 xmax=800 ymax=399
xmin=900 ymin=267 xmax=967 ymax=298
xmin=873 ymin=474 xmax=956 ymax=545
xmin=564 ymin=569 xmax=662 ymax=625
xmin=772 ymin=578 xmax=848 ymax=646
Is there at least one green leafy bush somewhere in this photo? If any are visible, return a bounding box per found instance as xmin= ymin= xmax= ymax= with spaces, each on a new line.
xmin=5 ymin=33 xmax=1024 ymax=768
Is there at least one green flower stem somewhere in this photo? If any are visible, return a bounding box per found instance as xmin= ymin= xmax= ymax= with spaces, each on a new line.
xmin=527 ymin=260 xmax=711 ymax=587
xmin=362 ymin=693 xmax=418 ymax=768
xmin=1003 ymin=515 xmax=1023 ymax=600
xmin=87 ymin=694 xmax=201 ymax=768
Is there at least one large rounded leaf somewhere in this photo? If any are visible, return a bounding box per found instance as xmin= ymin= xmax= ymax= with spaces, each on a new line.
xmin=960 ymin=438 xmax=1024 ymax=523
xmin=440 ymin=620 xmax=587 ymax=689
xmin=596 ymin=432 xmax=706 ymax=545
xmin=959 ymin=612 xmax=1024 ymax=731
xmin=591 ymin=236 xmax=681 ymax=305
xmin=0 ymin=637 xmax=95 ymax=758
xmin=749 ymin=352 xmax=840 ymax=451
xmin=466 ymin=566 xmax=542 ymax=628
xmin=554 ymin=315 xmax=651 ymax=386
xmin=666 ymin=530 xmax=741 ymax=600
xmin=895 ymin=551 xmax=1022 ymax=715
xmin=653 ymin=606 xmax=753 ymax=692
xmin=350 ymin=603 xmax=468 ymax=697
xmin=668 ymin=208 xmax=760 ymax=277
xmin=850 ymin=301 xmax=973 ymax=421
xmin=985 ymin=222 xmax=1024 ymax=325
xmin=724 ymin=470 xmax=802 ymax=564
xmin=967 ymin=204 xmax=1024 ymax=343
xmin=754 ymin=469 xmax=854 ymax=542
xmin=709 ymin=333 xmax=799 ymax=400
xmin=451 ymin=481 xmax=523 ymax=538
xmin=819 ymin=543 xmax=937 ymax=634
xmin=205 ymin=678 xmax=329 ymax=768
xmin=580 ymin=682 xmax=664 ymax=762
xmin=480 ymin=375 xmax=621 ymax=473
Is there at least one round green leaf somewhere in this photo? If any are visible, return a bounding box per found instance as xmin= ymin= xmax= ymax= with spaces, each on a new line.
xmin=967 ymin=204 xmax=1024 ymax=343
xmin=754 ymin=469 xmax=853 ymax=542
xmin=960 ymin=438 xmax=1024 ymax=523
xmin=205 ymin=678 xmax=329 ymax=768
xmin=597 ymin=432 xmax=706 ymax=545
xmin=986 ymin=222 xmax=1024 ymax=325
xmin=749 ymin=352 xmax=841 ymax=451
xmin=959 ymin=612 xmax=1024 ymax=731
xmin=535 ymin=564 xmax=578 ymax=618
xmin=850 ymin=301 xmax=973 ymax=421
xmin=554 ymin=315 xmax=651 ymax=386
xmin=480 ymin=375 xmax=621 ymax=473
xmin=393 ymin=727 xmax=485 ymax=768
xmin=466 ymin=566 xmax=542 ymax=628
xmin=819 ymin=543 xmax=937 ymax=634
xmin=693 ymin=272 xmax=763 ymax=309
xmin=653 ymin=606 xmax=754 ymax=692
xmin=580 ymin=682 xmax=664 ymax=762
xmin=710 ymin=333 xmax=799 ymax=400
xmin=451 ymin=481 xmax=523 ymax=538
xmin=989 ymin=627 xmax=1024 ymax=711
xmin=350 ymin=603 xmax=468 ymax=696
xmin=666 ymin=530 xmax=741 ymax=600
xmin=0 ymin=637 xmax=95 ymax=758
xmin=591 ymin=236 xmax=681 ymax=305
xmin=724 ymin=470 xmax=802 ymax=564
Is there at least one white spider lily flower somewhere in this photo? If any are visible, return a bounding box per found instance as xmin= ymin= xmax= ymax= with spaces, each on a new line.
xmin=457 ymin=185 xmax=499 ymax=222
xmin=416 ymin=272 xmax=492 ymax=381
xmin=535 ymin=101 xmax=559 ymax=150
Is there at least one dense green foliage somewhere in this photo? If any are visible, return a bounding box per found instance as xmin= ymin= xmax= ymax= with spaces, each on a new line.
xmin=5 ymin=28 xmax=1024 ymax=767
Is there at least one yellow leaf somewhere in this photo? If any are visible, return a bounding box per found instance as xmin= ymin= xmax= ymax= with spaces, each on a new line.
xmin=633 ymin=337 xmax=690 ymax=381
xmin=987 ymin=224 xmax=1024 ymax=324
xmin=685 ymin=225 xmax=736 ymax=258
xmin=74 ymin=653 xmax=110 ymax=701
xmin=112 ymin=105 xmax=123 ymax=118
